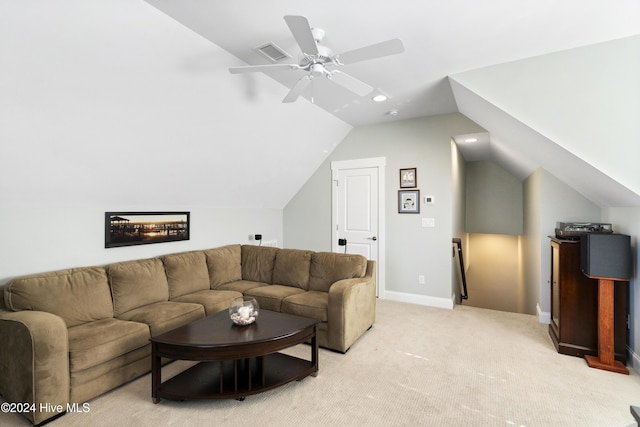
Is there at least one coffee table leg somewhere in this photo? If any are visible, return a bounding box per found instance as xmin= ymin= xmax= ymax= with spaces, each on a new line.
xmin=151 ymin=343 xmax=161 ymax=403
xmin=257 ymin=356 xmax=265 ymax=386
xmin=311 ymin=324 xmax=319 ymax=377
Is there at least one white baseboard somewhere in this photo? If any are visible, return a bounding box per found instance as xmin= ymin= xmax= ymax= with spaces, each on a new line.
xmin=629 ymin=346 xmax=640 ymax=376
xmin=382 ymin=290 xmax=454 ymax=310
xmin=536 ymin=303 xmax=550 ymax=324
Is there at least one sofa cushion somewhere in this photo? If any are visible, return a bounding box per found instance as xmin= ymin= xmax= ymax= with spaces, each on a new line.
xmin=281 ymin=291 xmax=328 ymax=322
xmin=204 ymin=245 xmax=242 ymax=289
xmin=4 ymin=267 xmax=113 ymax=327
xmin=241 ymin=245 xmax=279 ymax=283
xmin=115 ymin=301 xmax=204 ymax=336
xmin=172 ymin=289 xmax=242 ymax=315
xmin=107 ymin=258 xmax=169 ymax=317
xmin=308 ymin=252 xmax=368 ymax=292
xmin=244 ymin=285 xmax=306 ymax=312
xmin=67 ymin=318 xmax=150 ymax=373
xmin=272 ymin=249 xmax=313 ymax=290
xmin=217 ymin=280 xmax=268 ymax=294
xmin=163 ymin=251 xmax=209 ymax=299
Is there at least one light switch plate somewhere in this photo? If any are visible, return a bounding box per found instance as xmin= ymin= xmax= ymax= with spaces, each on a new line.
xmin=422 ymin=218 xmax=435 ymax=227
xmin=424 ymin=195 xmax=435 ymax=204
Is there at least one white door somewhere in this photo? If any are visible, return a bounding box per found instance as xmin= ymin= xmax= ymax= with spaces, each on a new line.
xmin=331 ymin=158 xmax=385 ymax=296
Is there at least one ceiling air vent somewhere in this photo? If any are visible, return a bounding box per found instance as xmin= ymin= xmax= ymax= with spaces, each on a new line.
xmin=253 ymin=42 xmax=291 ymax=63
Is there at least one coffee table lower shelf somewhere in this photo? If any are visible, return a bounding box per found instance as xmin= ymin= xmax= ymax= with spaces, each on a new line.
xmin=155 ymin=353 xmax=315 ymax=402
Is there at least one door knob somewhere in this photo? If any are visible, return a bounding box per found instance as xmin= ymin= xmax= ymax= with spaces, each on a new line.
xmin=367 ymin=236 xmax=377 ymax=241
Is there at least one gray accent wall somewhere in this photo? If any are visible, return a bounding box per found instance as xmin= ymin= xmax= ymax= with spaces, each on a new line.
xmin=523 ymin=168 xmax=601 ymax=315
xmin=284 ymin=113 xmax=484 ymax=302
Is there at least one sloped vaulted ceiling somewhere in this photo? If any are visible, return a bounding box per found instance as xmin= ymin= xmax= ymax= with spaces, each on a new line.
xmin=0 ymin=0 xmax=351 ymax=209
xmin=450 ymin=35 xmax=640 ymax=207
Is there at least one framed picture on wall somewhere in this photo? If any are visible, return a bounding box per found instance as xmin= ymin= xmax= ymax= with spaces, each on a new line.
xmin=105 ymin=211 xmax=190 ymax=248
xmin=400 ymin=168 xmax=417 ymax=188
xmin=398 ymin=190 xmax=420 ymax=214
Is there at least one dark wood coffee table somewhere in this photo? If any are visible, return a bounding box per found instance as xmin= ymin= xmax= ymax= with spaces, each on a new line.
xmin=150 ymin=309 xmax=319 ymax=403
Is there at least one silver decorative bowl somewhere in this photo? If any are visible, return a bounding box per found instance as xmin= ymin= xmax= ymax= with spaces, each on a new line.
xmin=229 ymin=296 xmax=259 ymax=325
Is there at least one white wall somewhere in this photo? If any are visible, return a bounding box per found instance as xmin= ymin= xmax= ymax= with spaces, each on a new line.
xmin=0 ymin=1 xmax=353 ymax=281
xmin=284 ymin=114 xmax=484 ymax=306
xmin=0 ymin=207 xmax=281 ymax=284
xmin=0 ymin=0 xmax=351 ymax=210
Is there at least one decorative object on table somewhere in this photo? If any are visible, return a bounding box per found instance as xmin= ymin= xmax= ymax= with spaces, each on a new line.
xmin=398 ymin=190 xmax=420 ymax=213
xmin=399 ymin=167 xmax=417 ymax=188
xmin=229 ymin=296 xmax=260 ymax=325
xmin=105 ymin=212 xmax=190 ymax=248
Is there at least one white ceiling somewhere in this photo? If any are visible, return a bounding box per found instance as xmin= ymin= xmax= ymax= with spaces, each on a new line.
xmin=146 ymin=0 xmax=640 ymax=127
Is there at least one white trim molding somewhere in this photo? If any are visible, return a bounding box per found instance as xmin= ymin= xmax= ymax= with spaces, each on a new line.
xmin=537 ymin=303 xmax=551 ymax=324
xmin=383 ymin=291 xmax=455 ymax=310
xmin=629 ymin=346 xmax=640 ymax=376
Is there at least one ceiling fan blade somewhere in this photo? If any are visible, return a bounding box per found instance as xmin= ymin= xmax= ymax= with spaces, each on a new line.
xmin=282 ymin=75 xmax=313 ymax=103
xmin=284 ymin=15 xmax=319 ymax=56
xmin=229 ymin=63 xmax=301 ymax=74
xmin=328 ymin=70 xmax=373 ymax=96
xmin=336 ymin=38 xmax=405 ymax=65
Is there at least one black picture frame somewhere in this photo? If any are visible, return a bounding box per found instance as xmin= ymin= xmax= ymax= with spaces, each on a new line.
xmin=400 ymin=168 xmax=417 ymax=188
xmin=105 ymin=211 xmax=190 ymax=248
xmin=398 ymin=190 xmax=420 ymax=214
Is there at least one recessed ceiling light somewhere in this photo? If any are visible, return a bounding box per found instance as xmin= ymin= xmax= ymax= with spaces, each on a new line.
xmin=372 ymin=94 xmax=387 ymax=102
xmin=464 ymin=138 xmax=478 ymax=143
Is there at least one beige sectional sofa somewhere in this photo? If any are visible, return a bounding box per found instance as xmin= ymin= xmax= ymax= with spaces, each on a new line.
xmin=0 ymin=244 xmax=376 ymax=425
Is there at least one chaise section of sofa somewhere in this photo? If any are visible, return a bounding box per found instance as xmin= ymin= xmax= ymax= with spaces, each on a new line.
xmin=0 ymin=267 xmax=152 ymax=425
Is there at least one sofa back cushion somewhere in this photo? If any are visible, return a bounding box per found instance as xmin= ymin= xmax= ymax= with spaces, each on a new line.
xmin=308 ymin=252 xmax=368 ymax=292
xmin=204 ymin=245 xmax=242 ymax=289
xmin=107 ymin=258 xmax=169 ymax=317
xmin=241 ymin=245 xmax=279 ymax=284
xmin=272 ymin=249 xmax=313 ymax=290
xmin=4 ymin=267 xmax=113 ymax=327
xmin=163 ymin=251 xmax=209 ymax=299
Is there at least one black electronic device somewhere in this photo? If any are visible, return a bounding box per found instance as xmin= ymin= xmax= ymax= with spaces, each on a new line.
xmin=580 ymin=233 xmax=631 ymax=280
xmin=555 ymin=222 xmax=612 ymax=240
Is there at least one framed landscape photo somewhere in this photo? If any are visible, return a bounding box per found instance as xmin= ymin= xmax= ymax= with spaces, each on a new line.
xmin=400 ymin=168 xmax=417 ymax=188
xmin=105 ymin=211 xmax=190 ymax=248
xmin=398 ymin=190 xmax=420 ymax=214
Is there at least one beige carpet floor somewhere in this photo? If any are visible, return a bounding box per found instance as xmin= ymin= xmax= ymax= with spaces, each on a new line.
xmin=2 ymin=299 xmax=639 ymax=426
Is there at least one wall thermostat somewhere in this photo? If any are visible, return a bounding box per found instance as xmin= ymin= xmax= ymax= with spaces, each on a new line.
xmin=424 ymin=196 xmax=435 ymax=205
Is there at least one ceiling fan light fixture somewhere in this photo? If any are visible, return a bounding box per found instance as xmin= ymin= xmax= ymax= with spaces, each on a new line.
xmin=372 ymin=94 xmax=387 ymax=102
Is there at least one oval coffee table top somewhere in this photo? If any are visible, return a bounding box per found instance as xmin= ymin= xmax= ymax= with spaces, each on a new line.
xmin=151 ymin=309 xmax=319 ymax=348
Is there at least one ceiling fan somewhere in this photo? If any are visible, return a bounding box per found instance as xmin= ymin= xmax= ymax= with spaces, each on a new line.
xmin=229 ymin=15 xmax=405 ymax=103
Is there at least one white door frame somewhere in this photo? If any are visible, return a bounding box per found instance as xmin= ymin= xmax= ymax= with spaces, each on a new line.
xmin=331 ymin=157 xmax=386 ymax=297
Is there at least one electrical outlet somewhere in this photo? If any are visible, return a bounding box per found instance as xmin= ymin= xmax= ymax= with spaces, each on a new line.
xmin=418 ymin=275 xmax=425 ymax=285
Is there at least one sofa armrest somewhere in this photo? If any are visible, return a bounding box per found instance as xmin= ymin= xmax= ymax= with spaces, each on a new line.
xmin=327 ymin=260 xmax=376 ymax=352
xmin=0 ymin=310 xmax=70 ymax=425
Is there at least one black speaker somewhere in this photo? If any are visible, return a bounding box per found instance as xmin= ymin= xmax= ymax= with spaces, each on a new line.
xmin=580 ymin=233 xmax=631 ymax=280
